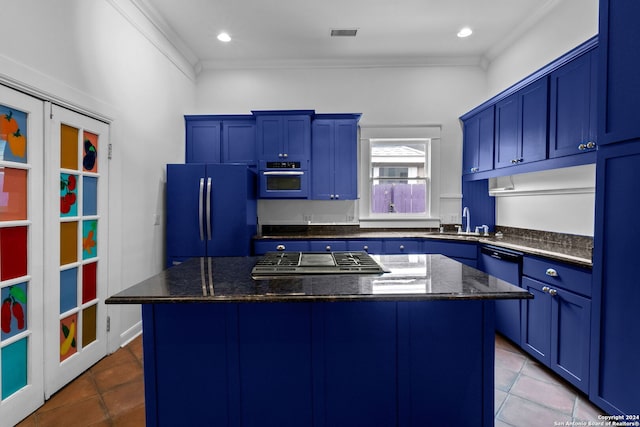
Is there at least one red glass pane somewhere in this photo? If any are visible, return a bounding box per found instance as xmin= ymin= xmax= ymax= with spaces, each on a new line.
xmin=82 ymin=262 xmax=97 ymax=304
xmin=0 ymin=226 xmax=27 ymax=280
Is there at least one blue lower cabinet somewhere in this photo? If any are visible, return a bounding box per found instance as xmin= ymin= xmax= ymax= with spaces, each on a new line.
xmin=142 ymin=300 xmax=494 ymax=426
xmin=346 ymin=239 xmax=383 ymax=253
xmin=308 ymin=240 xmax=347 ymax=252
xmin=425 ymin=240 xmax=478 ymax=268
xmin=383 ymin=239 xmax=422 ymax=254
xmin=253 ymin=240 xmax=309 ymax=254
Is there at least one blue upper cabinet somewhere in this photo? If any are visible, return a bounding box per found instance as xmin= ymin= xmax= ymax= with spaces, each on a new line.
xmin=462 ymin=106 xmax=494 ymax=175
xmin=495 ymin=77 xmax=548 ymax=169
xmin=598 ymin=1 xmax=640 ymax=145
xmin=549 ymin=49 xmax=598 ymax=158
xmin=186 ymin=118 xmax=222 ymax=163
xmin=185 ymin=115 xmax=256 ymax=165
xmin=222 ymin=120 xmax=256 ymax=166
xmin=254 ymin=111 xmax=313 ymax=167
xmin=311 ymin=115 xmax=361 ymax=200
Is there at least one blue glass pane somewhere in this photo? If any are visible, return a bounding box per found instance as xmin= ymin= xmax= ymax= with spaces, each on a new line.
xmin=1 ymin=338 xmax=28 ymax=399
xmin=0 ymin=106 xmax=28 ymax=163
xmin=83 ymin=176 xmax=98 ymax=216
xmin=1 ymin=283 xmax=27 ymax=341
xmin=60 ymin=268 xmax=78 ymax=314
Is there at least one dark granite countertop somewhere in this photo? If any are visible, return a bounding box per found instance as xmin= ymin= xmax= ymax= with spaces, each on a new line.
xmin=255 ymin=226 xmax=593 ymax=268
xmin=106 ymin=254 xmax=533 ymax=304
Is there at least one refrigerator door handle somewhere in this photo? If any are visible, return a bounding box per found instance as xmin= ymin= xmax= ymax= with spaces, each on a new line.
xmin=198 ymin=178 xmax=205 ymax=241
xmin=206 ymin=177 xmax=212 ymax=240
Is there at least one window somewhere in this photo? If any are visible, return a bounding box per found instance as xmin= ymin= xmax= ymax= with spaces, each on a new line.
xmin=369 ymin=139 xmax=430 ymax=215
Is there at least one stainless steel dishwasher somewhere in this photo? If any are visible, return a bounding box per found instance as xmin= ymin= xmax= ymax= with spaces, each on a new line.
xmin=480 ymin=245 xmax=523 ymax=344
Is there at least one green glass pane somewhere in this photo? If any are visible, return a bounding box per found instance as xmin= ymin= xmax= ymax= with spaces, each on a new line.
xmin=1 ymin=338 xmax=28 ymax=399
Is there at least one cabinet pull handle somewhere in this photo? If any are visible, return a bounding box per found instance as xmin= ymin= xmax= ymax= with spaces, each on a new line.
xmin=206 ymin=177 xmax=212 ymax=240
xmin=545 ymin=268 xmax=558 ymax=277
xmin=542 ymin=286 xmax=550 ymax=293
xmin=198 ymin=178 xmax=205 ymax=241
xmin=276 ymin=244 xmax=285 ymax=251
xmin=548 ymin=289 xmax=558 ymax=296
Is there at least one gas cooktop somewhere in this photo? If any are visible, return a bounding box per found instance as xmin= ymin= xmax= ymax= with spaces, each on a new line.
xmin=251 ymin=251 xmax=387 ymax=276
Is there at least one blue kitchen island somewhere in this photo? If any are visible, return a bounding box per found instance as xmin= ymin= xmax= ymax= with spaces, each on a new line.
xmin=106 ymin=254 xmax=531 ymax=427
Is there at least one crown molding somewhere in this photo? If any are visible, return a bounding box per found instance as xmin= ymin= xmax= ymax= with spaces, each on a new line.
xmin=107 ymin=0 xmax=198 ymax=81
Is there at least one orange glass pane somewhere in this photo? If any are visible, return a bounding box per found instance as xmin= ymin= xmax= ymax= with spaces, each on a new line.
xmin=82 ymin=304 xmax=97 ymax=347
xmin=82 ymin=131 xmax=98 ymax=173
xmin=60 ymin=222 xmax=78 ymax=266
xmin=60 ymin=314 xmax=77 ymax=362
xmin=0 ymin=168 xmax=27 ymax=221
xmin=60 ymin=124 xmax=78 ymax=170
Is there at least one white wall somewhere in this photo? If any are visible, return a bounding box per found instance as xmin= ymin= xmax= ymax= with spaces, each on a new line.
xmin=194 ymin=65 xmax=487 ymax=226
xmin=485 ymin=0 xmax=599 ymax=236
xmin=0 ymin=0 xmax=195 ymax=348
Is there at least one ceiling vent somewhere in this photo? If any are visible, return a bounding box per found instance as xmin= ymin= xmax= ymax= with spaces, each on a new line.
xmin=331 ymin=29 xmax=358 ymax=37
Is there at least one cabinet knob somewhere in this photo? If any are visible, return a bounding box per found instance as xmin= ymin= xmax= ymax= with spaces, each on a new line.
xmin=399 ymin=245 xmax=405 ymax=250
xmin=586 ymin=141 xmax=596 ymax=149
xmin=276 ymin=244 xmax=286 ymax=251
xmin=278 ymin=153 xmax=283 ymax=158
xmin=511 ymin=159 xmax=518 ymax=164
xmin=542 ymin=286 xmax=550 ymax=293
xmin=548 ymin=289 xmax=558 ymax=296
xmin=470 ymin=167 xmax=479 ymax=173
xmin=335 ymin=194 xmax=339 ymax=199
xmin=363 ymin=245 xmax=369 ymax=251
xmin=283 ymin=153 xmax=288 ymax=158
xmin=325 ymin=245 xmax=332 ymax=251
xmin=578 ymin=143 xmax=587 ymax=150
xmin=545 ymin=268 xmax=558 ymax=277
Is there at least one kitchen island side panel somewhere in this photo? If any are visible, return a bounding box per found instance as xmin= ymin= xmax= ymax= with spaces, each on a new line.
xmin=141 ymin=300 xmax=494 ymax=427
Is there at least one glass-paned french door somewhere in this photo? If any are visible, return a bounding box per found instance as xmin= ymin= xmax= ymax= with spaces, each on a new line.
xmin=0 ymin=84 xmax=45 ymax=427
xmin=44 ymin=105 xmax=109 ymax=398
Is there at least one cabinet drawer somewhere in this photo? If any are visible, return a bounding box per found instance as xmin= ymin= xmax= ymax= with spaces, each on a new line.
xmin=346 ymin=240 xmax=384 ymax=254
xmin=382 ymin=239 xmax=422 ymax=254
xmin=253 ymin=240 xmax=310 ymax=255
xmin=523 ymin=256 xmax=591 ymax=297
xmin=309 ymin=240 xmax=347 ymax=252
xmin=424 ymin=240 xmax=478 ymax=260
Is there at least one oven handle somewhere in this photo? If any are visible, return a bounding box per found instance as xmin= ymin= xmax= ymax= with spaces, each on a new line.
xmin=262 ymin=171 xmax=305 ymax=176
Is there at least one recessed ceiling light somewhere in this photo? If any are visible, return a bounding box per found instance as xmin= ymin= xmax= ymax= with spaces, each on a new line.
xmin=217 ymin=32 xmax=231 ymax=42
xmin=457 ymin=27 xmax=473 ymax=38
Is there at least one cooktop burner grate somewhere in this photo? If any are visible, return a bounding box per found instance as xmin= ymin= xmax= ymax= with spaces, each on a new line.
xmin=252 ymin=251 xmax=387 ymax=276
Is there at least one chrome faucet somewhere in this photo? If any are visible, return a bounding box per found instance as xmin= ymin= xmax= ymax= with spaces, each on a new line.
xmin=462 ymin=206 xmax=471 ymax=234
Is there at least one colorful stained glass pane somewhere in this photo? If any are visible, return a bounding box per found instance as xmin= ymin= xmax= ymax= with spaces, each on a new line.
xmin=1 ymin=338 xmax=28 ymax=399
xmin=60 ymin=221 xmax=78 ymax=266
xmin=82 ymin=220 xmax=97 ymax=260
xmin=60 ymin=314 xmax=77 ymax=362
xmin=82 ymin=262 xmax=97 ymax=303
xmin=82 ymin=304 xmax=97 ymax=347
xmin=0 ymin=167 xmax=27 ymax=221
xmin=1 ymin=283 xmax=28 ymax=340
xmin=61 ymin=124 xmax=78 ymax=170
xmin=83 ymin=176 xmax=98 ymax=216
xmin=60 ymin=268 xmax=78 ymax=314
xmin=0 ymin=226 xmax=27 ymax=280
xmin=0 ymin=106 xmax=28 ymax=163
xmin=83 ymin=131 xmax=98 ymax=173
xmin=60 ymin=173 xmax=78 ymax=217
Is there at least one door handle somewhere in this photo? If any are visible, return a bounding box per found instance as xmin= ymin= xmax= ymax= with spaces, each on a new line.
xmin=206 ymin=177 xmax=212 ymax=240
xmin=198 ymin=178 xmax=205 ymax=241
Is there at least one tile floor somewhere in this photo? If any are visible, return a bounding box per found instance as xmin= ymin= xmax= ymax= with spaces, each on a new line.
xmin=16 ymin=333 xmax=606 ymax=426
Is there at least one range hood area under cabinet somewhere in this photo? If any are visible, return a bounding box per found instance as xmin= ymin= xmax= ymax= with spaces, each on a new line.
xmin=184 ymin=111 xmax=361 ymax=200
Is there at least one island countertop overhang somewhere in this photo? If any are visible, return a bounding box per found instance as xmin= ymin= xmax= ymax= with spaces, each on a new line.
xmin=106 ymin=254 xmax=532 ymax=304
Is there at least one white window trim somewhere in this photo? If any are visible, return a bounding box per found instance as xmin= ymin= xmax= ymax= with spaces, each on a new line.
xmin=358 ymin=125 xmax=441 ymax=229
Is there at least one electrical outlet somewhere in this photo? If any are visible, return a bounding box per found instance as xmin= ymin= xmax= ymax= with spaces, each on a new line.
xmin=303 ymin=214 xmax=312 ymax=222
xmin=153 ymin=214 xmax=161 ymax=226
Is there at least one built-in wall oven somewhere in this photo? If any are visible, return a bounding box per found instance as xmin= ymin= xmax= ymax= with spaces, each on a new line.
xmin=259 ymin=161 xmax=309 ymax=198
